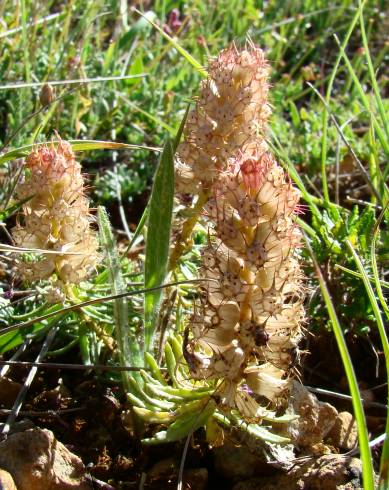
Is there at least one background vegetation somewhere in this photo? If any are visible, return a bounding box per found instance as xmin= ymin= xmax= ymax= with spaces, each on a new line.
xmin=0 ymin=1 xmax=388 ymax=489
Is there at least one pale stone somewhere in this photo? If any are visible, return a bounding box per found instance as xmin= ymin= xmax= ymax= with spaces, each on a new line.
xmin=289 ymin=382 xmax=338 ymax=448
xmin=327 ymin=411 xmax=358 ymax=451
xmin=0 ymin=428 xmax=93 ymax=490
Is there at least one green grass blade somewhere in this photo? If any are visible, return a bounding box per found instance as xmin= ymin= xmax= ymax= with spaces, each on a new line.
xmin=346 ymin=241 xmax=389 ymax=345
xmin=306 ymin=238 xmax=375 ymax=490
xmin=98 ymin=206 xmax=143 ymax=385
xmin=3 ymin=280 xmax=203 ymax=337
xmin=144 ymin=139 xmax=174 ymax=352
xmin=0 ymin=12 xmax=63 ymax=39
xmin=371 ymin=208 xmax=389 ymax=320
xmin=334 ymin=264 xmax=389 ymax=291
xmin=0 ymin=74 xmax=147 ymax=90
xmin=347 ymin=238 xmax=389 ymax=487
xmin=371 ymin=212 xmax=389 ymax=487
xmin=334 ymin=34 xmax=389 ymax=156
xmin=320 ymin=4 xmax=362 ymax=202
xmin=116 ymin=94 xmax=176 ymax=135
xmin=358 ymin=0 xmax=389 ymax=140
xmin=0 ymin=140 xmax=159 ymax=166
xmin=20 ymin=0 xmax=31 ymax=83
xmin=132 ymin=8 xmax=207 ymax=78
xmin=173 ymin=104 xmax=190 ymax=152
xmin=308 ymin=82 xmax=382 ymax=204
xmin=123 ymin=205 xmax=149 ymax=256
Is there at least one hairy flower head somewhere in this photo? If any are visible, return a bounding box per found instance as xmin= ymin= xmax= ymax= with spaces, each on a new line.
xmin=179 ymin=45 xmax=305 ymax=422
xmin=176 ymin=43 xmax=270 ymax=194
xmin=12 ymin=140 xmax=99 ymax=286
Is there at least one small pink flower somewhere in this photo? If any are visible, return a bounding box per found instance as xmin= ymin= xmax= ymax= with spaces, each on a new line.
xmin=163 ymin=9 xmax=182 ymax=35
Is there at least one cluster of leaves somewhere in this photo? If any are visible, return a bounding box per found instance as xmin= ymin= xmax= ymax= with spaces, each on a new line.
xmin=309 ymin=205 xmax=378 ymax=335
xmin=129 ymin=335 xmax=293 ymax=445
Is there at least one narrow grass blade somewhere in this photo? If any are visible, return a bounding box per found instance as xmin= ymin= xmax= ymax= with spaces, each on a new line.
xmin=132 ymin=8 xmax=207 ymax=78
xmin=358 ymin=0 xmax=389 ymax=140
xmin=333 ymin=35 xmax=389 ymax=156
xmin=116 ymin=94 xmax=176 ymax=135
xmin=0 ymin=195 xmax=34 ymax=221
xmin=372 ymin=211 xmax=389 ymax=486
xmin=334 ymin=264 xmax=389 ymax=290
xmin=0 ymin=74 xmax=147 ymax=90
xmin=2 ymin=279 xmax=203 ymax=337
xmin=308 ymin=82 xmax=382 ymax=204
xmin=123 ymin=204 xmax=149 ymax=256
xmin=173 ymin=105 xmax=190 ymax=152
xmin=347 ymin=238 xmax=389 ymax=488
xmin=371 ymin=207 xmax=389 ymax=319
xmin=98 ymin=207 xmax=143 ymax=385
xmin=306 ymin=238 xmax=375 ymax=490
xmin=144 ymin=139 xmax=174 ymax=352
xmin=0 ymin=12 xmax=63 ymax=39
xmin=320 ymin=4 xmax=362 ymax=202
xmin=0 ymin=140 xmax=160 ymax=166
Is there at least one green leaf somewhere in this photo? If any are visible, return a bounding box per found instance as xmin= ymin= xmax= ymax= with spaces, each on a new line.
xmin=144 ymin=351 xmax=167 ymax=385
xmin=0 ymin=195 xmax=33 ymax=221
xmin=173 ymin=104 xmax=190 ymax=152
xmin=98 ymin=207 xmax=144 ymax=385
xmin=289 ymin=101 xmax=300 ymax=127
xmin=144 ymin=139 xmax=174 ymax=352
xmin=213 ymin=412 xmax=291 ymax=444
xmin=133 ymin=406 xmax=174 ymax=424
xmin=164 ymin=341 xmax=177 ymax=385
xmin=142 ymin=401 xmax=216 ymax=444
xmin=125 ymin=55 xmax=145 ymax=87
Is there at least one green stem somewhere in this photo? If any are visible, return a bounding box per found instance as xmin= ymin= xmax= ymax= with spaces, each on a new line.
xmin=306 ymin=238 xmax=375 ymax=490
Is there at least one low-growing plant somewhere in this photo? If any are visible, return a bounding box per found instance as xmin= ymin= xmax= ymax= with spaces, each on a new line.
xmin=0 ymin=2 xmax=388 ymax=490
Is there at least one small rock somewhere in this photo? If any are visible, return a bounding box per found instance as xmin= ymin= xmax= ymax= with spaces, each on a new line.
xmin=233 ymin=455 xmax=363 ymax=490
xmin=0 ymin=428 xmax=93 ymax=490
xmin=0 ymin=468 xmax=18 ymax=490
xmin=327 ymin=412 xmax=358 ymax=451
xmin=289 ymin=382 xmax=338 ymax=448
xmin=297 ymin=455 xmax=363 ymax=489
xmin=214 ymin=442 xmax=267 ymax=480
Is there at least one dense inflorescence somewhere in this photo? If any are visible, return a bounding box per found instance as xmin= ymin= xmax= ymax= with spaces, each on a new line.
xmin=175 ymin=43 xmax=270 ymax=194
xmin=12 ymin=140 xmax=99 ymax=288
xmin=178 ymin=44 xmax=305 ymax=421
